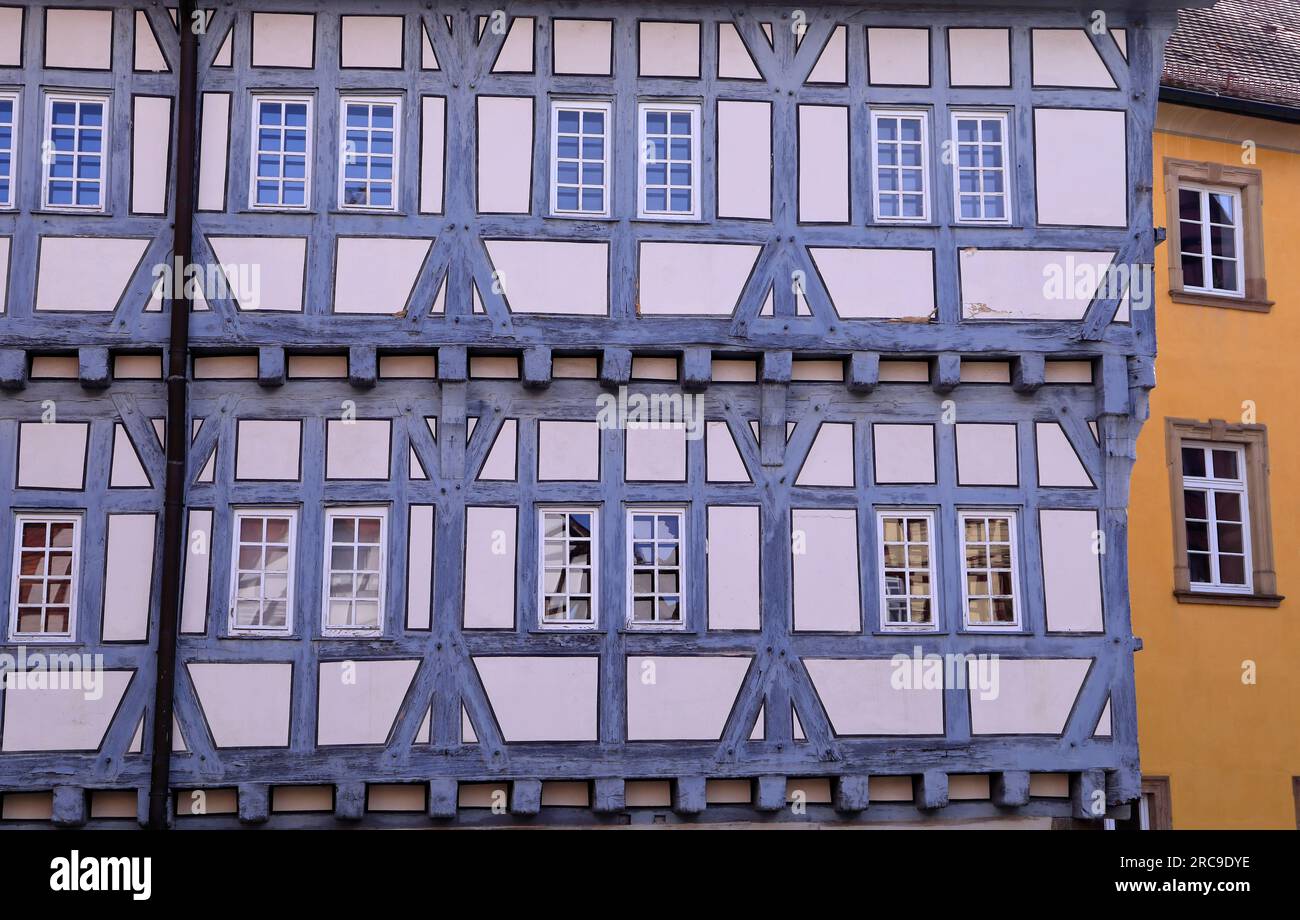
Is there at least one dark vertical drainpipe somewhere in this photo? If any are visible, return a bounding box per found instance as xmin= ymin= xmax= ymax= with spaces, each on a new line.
xmin=149 ymin=0 xmax=199 ymax=830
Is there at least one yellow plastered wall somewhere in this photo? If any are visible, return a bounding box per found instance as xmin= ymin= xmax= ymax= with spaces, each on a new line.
xmin=1132 ymin=104 xmax=1300 ymax=828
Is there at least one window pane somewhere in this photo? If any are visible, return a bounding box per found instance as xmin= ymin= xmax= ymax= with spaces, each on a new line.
xmin=1177 ymin=188 xmax=1201 ymax=221
xmin=1219 ymin=554 xmax=1246 ymax=585
xmin=1211 ymin=258 xmax=1237 ymax=292
xmin=1181 ymin=447 xmax=1206 ymax=478
xmin=1178 ymin=220 xmax=1202 ymax=255
xmin=1211 ymin=449 xmax=1239 ymax=480
xmin=1183 ymin=489 xmax=1207 ymax=520
xmin=1217 ymin=522 xmax=1243 ymax=555
xmin=1214 ymin=491 xmax=1241 ymax=522
xmin=1207 ymin=192 xmax=1234 ymax=224
xmin=1188 ymin=551 xmax=1211 ymax=582
xmin=19 ymin=551 xmax=44 ymax=576
xmin=1209 ymin=225 xmax=1236 ymax=258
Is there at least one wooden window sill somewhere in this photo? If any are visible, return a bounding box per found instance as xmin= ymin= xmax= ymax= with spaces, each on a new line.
xmin=1174 ymin=590 xmax=1284 ymax=608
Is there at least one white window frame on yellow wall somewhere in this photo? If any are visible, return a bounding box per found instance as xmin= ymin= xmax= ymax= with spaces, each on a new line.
xmin=876 ymin=509 xmax=939 ymax=631
xmin=321 ymin=505 xmax=388 ymax=637
xmin=1176 ymin=182 xmax=1246 ymax=298
xmin=1180 ymin=441 xmax=1253 ymax=594
xmin=959 ymin=509 xmax=1021 ymax=630
xmin=8 ymin=512 xmax=82 ymax=643
xmin=538 ymin=506 xmax=599 ymax=629
xmin=229 ymin=507 xmax=298 ymax=637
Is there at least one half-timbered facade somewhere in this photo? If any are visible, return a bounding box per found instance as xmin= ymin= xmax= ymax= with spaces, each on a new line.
xmin=0 ymin=1 xmax=1189 ymax=827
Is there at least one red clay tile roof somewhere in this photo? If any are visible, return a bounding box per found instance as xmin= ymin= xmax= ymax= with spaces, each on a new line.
xmin=1163 ymin=0 xmax=1300 ymax=108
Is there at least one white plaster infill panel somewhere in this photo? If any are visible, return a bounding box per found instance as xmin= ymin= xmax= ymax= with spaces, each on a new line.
xmin=44 ymin=8 xmax=113 ymax=70
xmin=791 ymin=508 xmax=861 ymax=632
xmin=333 ymin=237 xmax=432 ymax=314
xmin=35 ymin=238 xmax=150 ymax=312
xmin=188 ymin=661 xmax=293 ymax=748
xmin=960 ymin=249 xmax=1116 ymax=320
xmin=1031 ymin=29 xmax=1116 ymax=88
xmin=810 ymin=248 xmax=935 ymax=320
xmin=1040 ymin=509 xmax=1105 ymax=632
xmin=967 ymin=658 xmax=1092 ymax=735
xmin=340 ymin=15 xmax=403 ymax=69
xmin=251 ymin=12 xmax=315 ymax=68
xmin=706 ymin=506 xmax=761 ymax=631
xmin=235 ymin=419 xmax=302 ymax=481
xmin=17 ymin=421 xmax=89 ymax=490
xmin=208 ymin=236 xmax=308 ymax=312
xmin=474 ymin=656 xmax=599 ymax=742
xmin=625 ymin=656 xmax=752 ymax=741
xmin=948 ymin=28 xmax=1010 ymax=87
xmin=867 ymin=28 xmax=930 ymax=86
xmin=1034 ymin=108 xmax=1127 ymax=227
xmin=638 ymin=242 xmax=760 ymax=316
xmin=316 ymin=659 xmax=420 ymax=746
xmin=463 ymin=506 xmax=517 ymax=629
xmin=717 ymin=100 xmax=771 ymax=219
xmin=483 ymin=240 xmax=608 ymax=315
xmin=0 ymin=670 xmax=134 ymax=752
xmin=639 ymin=21 xmax=700 ymax=77
xmin=553 ymin=19 xmax=613 ymax=75
xmin=804 ymin=658 xmax=944 ymax=735
xmin=537 ymin=420 xmax=600 ymax=481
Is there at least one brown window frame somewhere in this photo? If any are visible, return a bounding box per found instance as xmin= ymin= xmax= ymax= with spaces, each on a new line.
xmin=1141 ymin=776 xmax=1173 ymax=830
xmin=1165 ymin=418 xmax=1282 ymax=607
xmin=1163 ymin=157 xmax=1272 ymax=312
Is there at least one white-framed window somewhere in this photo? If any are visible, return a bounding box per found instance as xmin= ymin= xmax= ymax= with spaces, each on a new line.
xmin=1181 ymin=442 xmax=1252 ymax=593
xmin=229 ymin=508 xmax=297 ymax=635
xmin=637 ymin=102 xmax=700 ymax=220
xmin=876 ymin=510 xmax=937 ymax=629
xmin=550 ymin=100 xmax=611 ymax=217
xmin=960 ymin=510 xmax=1020 ymax=628
xmin=539 ymin=507 xmax=597 ymax=627
xmin=627 ymin=507 xmax=685 ymax=628
xmin=871 ymin=108 xmax=929 ymax=222
xmin=9 ymin=513 xmax=81 ymax=641
xmin=1177 ymin=183 xmax=1245 ymax=297
xmin=338 ymin=95 xmax=399 ymax=211
xmin=951 ymin=111 xmax=1010 ymax=223
xmin=250 ymin=94 xmax=312 ymax=210
xmin=42 ymin=93 xmax=109 ymax=211
xmin=322 ymin=506 xmax=386 ymax=635
xmin=0 ymin=91 xmax=17 ymax=209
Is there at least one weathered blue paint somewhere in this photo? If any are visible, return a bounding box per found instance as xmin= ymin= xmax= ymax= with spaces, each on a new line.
xmin=0 ymin=0 xmax=1193 ymax=827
